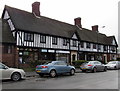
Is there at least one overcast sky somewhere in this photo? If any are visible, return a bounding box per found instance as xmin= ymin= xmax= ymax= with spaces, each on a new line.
xmin=0 ymin=0 xmax=119 ymax=43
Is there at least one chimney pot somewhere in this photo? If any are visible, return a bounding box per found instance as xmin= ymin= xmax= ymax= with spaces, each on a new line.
xmin=92 ymin=25 xmax=98 ymax=32
xmin=32 ymin=2 xmax=40 ymax=17
xmin=74 ymin=17 xmax=82 ymax=28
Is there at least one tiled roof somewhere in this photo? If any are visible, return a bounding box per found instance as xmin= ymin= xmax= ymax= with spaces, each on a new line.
xmin=4 ymin=5 xmax=76 ymax=38
xmin=0 ymin=19 xmax=16 ymax=44
xmin=2 ymin=5 xmax=117 ymax=46
xmin=77 ymin=28 xmax=115 ymax=45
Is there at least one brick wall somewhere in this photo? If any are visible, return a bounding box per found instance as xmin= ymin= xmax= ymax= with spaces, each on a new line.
xmin=0 ymin=44 xmax=18 ymax=67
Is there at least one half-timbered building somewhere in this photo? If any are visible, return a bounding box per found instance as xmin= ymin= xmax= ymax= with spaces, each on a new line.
xmin=1 ymin=2 xmax=118 ymax=67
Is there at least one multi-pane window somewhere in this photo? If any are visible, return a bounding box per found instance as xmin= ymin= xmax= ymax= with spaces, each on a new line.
xmin=63 ymin=38 xmax=67 ymax=46
xmin=93 ymin=44 xmax=96 ymax=49
xmin=80 ymin=42 xmax=84 ymax=48
xmin=111 ymin=46 xmax=116 ymax=52
xmin=86 ymin=43 xmax=91 ymax=48
xmin=72 ymin=40 xmax=77 ymax=47
xmin=52 ymin=37 xmax=57 ymax=45
xmin=40 ymin=35 xmax=46 ymax=43
xmin=24 ymin=32 xmax=34 ymax=42
xmin=104 ymin=46 xmax=108 ymax=51
xmin=3 ymin=45 xmax=12 ymax=54
xmin=98 ymin=45 xmax=101 ymax=50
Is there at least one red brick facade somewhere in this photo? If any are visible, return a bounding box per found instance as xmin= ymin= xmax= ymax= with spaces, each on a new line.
xmin=0 ymin=44 xmax=18 ymax=67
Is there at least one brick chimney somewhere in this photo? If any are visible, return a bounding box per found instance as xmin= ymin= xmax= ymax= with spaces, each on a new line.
xmin=32 ymin=2 xmax=40 ymax=17
xmin=92 ymin=25 xmax=99 ymax=32
xmin=74 ymin=17 xmax=82 ymax=28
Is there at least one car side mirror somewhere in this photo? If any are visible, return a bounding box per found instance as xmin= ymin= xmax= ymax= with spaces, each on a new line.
xmin=3 ymin=66 xmax=8 ymax=69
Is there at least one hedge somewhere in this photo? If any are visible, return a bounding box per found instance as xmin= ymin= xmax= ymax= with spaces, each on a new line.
xmin=72 ymin=60 xmax=88 ymax=68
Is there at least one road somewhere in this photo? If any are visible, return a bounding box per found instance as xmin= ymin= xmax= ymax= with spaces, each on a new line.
xmin=2 ymin=70 xmax=119 ymax=89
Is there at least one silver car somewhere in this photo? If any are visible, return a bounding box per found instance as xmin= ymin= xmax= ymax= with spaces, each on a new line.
xmin=0 ymin=62 xmax=26 ymax=81
xmin=80 ymin=61 xmax=107 ymax=73
xmin=105 ymin=61 xmax=120 ymax=70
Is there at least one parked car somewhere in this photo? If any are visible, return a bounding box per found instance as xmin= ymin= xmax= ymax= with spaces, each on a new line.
xmin=36 ymin=61 xmax=75 ymax=77
xmin=80 ymin=61 xmax=107 ymax=73
xmin=105 ymin=61 xmax=120 ymax=70
xmin=0 ymin=62 xmax=26 ymax=81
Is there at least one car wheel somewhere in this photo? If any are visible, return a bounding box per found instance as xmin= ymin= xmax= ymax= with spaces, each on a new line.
xmin=70 ymin=69 xmax=75 ymax=75
xmin=92 ymin=67 xmax=97 ymax=73
xmin=11 ymin=72 xmax=21 ymax=81
xmin=104 ymin=67 xmax=107 ymax=72
xmin=114 ymin=66 xmax=118 ymax=70
xmin=49 ymin=70 xmax=56 ymax=78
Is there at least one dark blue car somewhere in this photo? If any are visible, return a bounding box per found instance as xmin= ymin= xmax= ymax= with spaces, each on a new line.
xmin=36 ymin=61 xmax=75 ymax=77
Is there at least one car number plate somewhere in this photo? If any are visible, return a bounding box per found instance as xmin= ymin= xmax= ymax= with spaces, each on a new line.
xmin=82 ymin=68 xmax=86 ymax=69
xmin=36 ymin=70 xmax=41 ymax=72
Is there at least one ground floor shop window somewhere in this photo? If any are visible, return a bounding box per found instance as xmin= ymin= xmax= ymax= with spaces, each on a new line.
xmin=19 ymin=50 xmax=39 ymax=64
xmin=56 ymin=53 xmax=70 ymax=63
xmin=40 ymin=52 xmax=55 ymax=61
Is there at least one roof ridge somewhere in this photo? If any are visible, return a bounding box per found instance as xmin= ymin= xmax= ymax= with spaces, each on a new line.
xmin=5 ymin=5 xmax=31 ymax=14
xmin=5 ymin=5 xmax=75 ymax=27
xmin=82 ymin=27 xmax=107 ymax=37
xmin=41 ymin=15 xmax=75 ymax=27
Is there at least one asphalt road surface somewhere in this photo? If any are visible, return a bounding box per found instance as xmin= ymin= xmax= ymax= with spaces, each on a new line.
xmin=2 ymin=70 xmax=119 ymax=89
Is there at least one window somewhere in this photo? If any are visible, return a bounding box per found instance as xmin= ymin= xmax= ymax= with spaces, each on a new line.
xmin=63 ymin=38 xmax=67 ymax=46
xmin=111 ymin=46 xmax=116 ymax=52
xmin=0 ymin=64 xmax=5 ymax=69
xmin=40 ymin=35 xmax=46 ymax=43
xmin=86 ymin=43 xmax=91 ymax=48
xmin=98 ymin=45 xmax=101 ymax=50
xmin=72 ymin=40 xmax=77 ymax=47
xmin=24 ymin=32 xmax=34 ymax=42
xmin=55 ymin=62 xmax=66 ymax=65
xmin=3 ymin=45 xmax=12 ymax=54
xmin=93 ymin=44 xmax=96 ymax=49
xmin=80 ymin=42 xmax=84 ymax=48
xmin=104 ymin=46 xmax=108 ymax=51
xmin=52 ymin=37 xmax=57 ymax=45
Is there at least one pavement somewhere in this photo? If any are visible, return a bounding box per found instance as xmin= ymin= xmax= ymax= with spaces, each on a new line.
xmin=26 ymin=68 xmax=81 ymax=77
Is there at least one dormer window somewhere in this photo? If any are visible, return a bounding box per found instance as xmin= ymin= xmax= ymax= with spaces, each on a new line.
xmin=72 ymin=40 xmax=77 ymax=47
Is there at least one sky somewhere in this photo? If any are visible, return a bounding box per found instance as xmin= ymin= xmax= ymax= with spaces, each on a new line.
xmin=0 ymin=0 xmax=119 ymax=46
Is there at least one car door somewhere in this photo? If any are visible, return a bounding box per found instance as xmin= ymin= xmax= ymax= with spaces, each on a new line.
xmin=54 ymin=62 xmax=62 ymax=73
xmin=118 ymin=61 xmax=120 ymax=69
xmin=0 ymin=64 xmax=11 ymax=79
xmin=94 ymin=62 xmax=103 ymax=71
xmin=97 ymin=62 xmax=104 ymax=71
xmin=59 ymin=62 xmax=70 ymax=73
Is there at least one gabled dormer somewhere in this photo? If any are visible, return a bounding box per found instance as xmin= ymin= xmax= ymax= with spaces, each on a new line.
xmin=2 ymin=6 xmax=15 ymax=31
xmin=72 ymin=33 xmax=78 ymax=40
xmin=108 ymin=36 xmax=118 ymax=47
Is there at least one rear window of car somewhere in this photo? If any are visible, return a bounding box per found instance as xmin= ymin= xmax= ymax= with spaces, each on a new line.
xmin=43 ymin=61 xmax=53 ymax=65
xmin=82 ymin=62 xmax=89 ymax=65
xmin=108 ymin=61 xmax=117 ymax=64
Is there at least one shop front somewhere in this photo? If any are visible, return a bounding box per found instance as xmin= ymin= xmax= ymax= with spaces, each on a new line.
xmin=18 ymin=47 xmax=71 ymax=67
